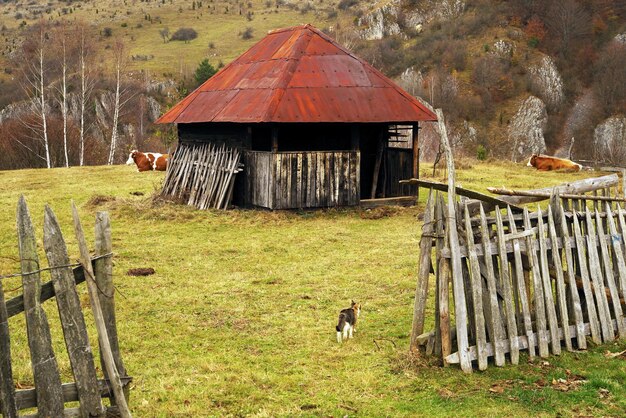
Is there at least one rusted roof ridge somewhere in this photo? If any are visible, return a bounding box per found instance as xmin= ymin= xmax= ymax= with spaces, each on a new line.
xmin=304 ymin=25 xmax=437 ymax=121
xmin=264 ymin=30 xmax=314 ymax=121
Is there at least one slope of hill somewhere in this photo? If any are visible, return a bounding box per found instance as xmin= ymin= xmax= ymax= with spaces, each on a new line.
xmin=0 ymin=0 xmax=624 ymax=169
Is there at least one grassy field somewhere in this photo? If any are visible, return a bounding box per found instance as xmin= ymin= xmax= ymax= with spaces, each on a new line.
xmin=1 ymin=161 xmax=625 ymax=417
xmin=0 ymin=0 xmax=339 ymax=82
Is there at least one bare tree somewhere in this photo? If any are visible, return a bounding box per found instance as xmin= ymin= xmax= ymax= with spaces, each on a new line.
xmin=159 ymin=27 xmax=170 ymax=43
xmin=543 ymin=0 xmax=590 ymax=58
xmin=107 ymin=41 xmax=133 ymax=165
xmin=54 ymin=23 xmax=70 ymax=167
xmin=77 ymin=22 xmax=95 ymax=166
xmin=18 ymin=21 xmax=52 ymax=168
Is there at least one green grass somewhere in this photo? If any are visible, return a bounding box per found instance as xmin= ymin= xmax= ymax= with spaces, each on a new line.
xmin=1 ymin=161 xmax=625 ymax=417
xmin=0 ymin=0 xmax=337 ymax=82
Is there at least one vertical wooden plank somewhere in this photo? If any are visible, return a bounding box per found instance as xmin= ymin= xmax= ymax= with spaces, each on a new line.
xmin=43 ymin=206 xmax=105 ymax=417
xmin=595 ymin=208 xmax=626 ymax=338
xmin=410 ymin=190 xmax=435 ymax=348
xmin=0 ymin=278 xmax=17 ymax=418
xmin=536 ymin=207 xmax=561 ymax=355
xmin=585 ymin=208 xmax=614 ymax=342
xmin=506 ymin=209 xmax=535 ymax=359
xmin=437 ymin=195 xmax=451 ymax=364
xmin=617 ymin=205 xmax=626 ymax=266
xmin=435 ymin=108 xmax=471 ymax=373
xmin=495 ymin=208 xmax=520 ymax=364
xmin=479 ymin=205 xmax=506 ymax=366
xmin=296 ymin=152 xmax=303 ymax=208
xmin=559 ymin=205 xmax=586 ymax=349
xmin=342 ymin=152 xmax=350 ymax=206
xmin=522 ymin=208 xmax=550 ymax=357
xmin=355 ymin=151 xmax=361 ymax=205
xmin=464 ymin=206 xmax=488 ymax=370
xmin=547 ymin=206 xmax=572 ymax=351
xmin=606 ymin=204 xmax=626 ymax=310
xmin=17 ymin=196 xmax=64 ymax=417
xmin=71 ymin=203 xmax=132 ymax=418
xmin=571 ymin=211 xmax=602 ymax=344
xmin=95 ymin=211 xmax=129 ymax=402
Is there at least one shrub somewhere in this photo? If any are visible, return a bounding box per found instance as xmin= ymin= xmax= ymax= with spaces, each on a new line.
xmin=241 ymin=27 xmax=253 ymax=40
xmin=171 ymin=27 xmax=198 ymax=43
xmin=103 ymin=27 xmax=113 ymax=37
xmin=477 ymin=145 xmax=487 ymax=160
xmin=338 ymin=0 xmax=358 ymax=10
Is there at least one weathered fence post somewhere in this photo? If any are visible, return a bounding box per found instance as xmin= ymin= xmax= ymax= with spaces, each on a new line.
xmin=72 ymin=202 xmax=132 ymax=418
xmin=410 ymin=189 xmax=435 ymax=350
xmin=17 ymin=196 xmax=64 ymax=417
xmin=43 ymin=205 xmax=106 ymax=417
xmin=0 ymin=278 xmax=17 ymax=418
xmin=95 ymin=211 xmax=130 ymax=404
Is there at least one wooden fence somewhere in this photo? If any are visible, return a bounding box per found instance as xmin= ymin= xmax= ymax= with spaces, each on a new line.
xmin=411 ymin=184 xmax=626 ymax=373
xmin=161 ymin=142 xmax=243 ymax=210
xmin=0 ymin=196 xmax=131 ymax=417
xmin=242 ymin=150 xmax=360 ymax=209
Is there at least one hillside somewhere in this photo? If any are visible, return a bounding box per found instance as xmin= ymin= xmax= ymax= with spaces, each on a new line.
xmin=0 ymin=0 xmax=624 ymax=169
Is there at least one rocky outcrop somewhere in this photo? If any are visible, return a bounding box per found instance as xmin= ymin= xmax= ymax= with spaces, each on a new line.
xmin=509 ymin=96 xmax=547 ymax=162
xmin=398 ymin=67 xmax=423 ymax=96
xmin=492 ymin=40 xmax=514 ymax=58
xmin=357 ymin=1 xmax=403 ymax=40
xmin=357 ymin=0 xmax=465 ymax=40
xmin=529 ymin=56 xmax=564 ymax=110
xmin=594 ymin=116 xmax=626 ymax=164
xmin=555 ymin=90 xmax=595 ymax=157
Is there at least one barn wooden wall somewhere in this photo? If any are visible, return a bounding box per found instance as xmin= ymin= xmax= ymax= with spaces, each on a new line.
xmin=242 ymin=151 xmax=360 ymax=209
xmin=383 ymin=148 xmax=417 ymax=198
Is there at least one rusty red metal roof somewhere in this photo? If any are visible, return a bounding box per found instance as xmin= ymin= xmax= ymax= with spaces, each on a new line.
xmin=157 ymin=24 xmax=437 ymax=124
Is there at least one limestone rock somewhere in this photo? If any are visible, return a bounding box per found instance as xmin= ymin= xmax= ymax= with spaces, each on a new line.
xmin=509 ymin=96 xmax=547 ymax=162
xmin=594 ymin=116 xmax=626 ymax=164
xmin=529 ymin=56 xmax=564 ymax=109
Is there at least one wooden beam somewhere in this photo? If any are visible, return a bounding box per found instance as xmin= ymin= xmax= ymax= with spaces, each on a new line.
xmin=13 ymin=377 xmax=132 ymax=411
xmin=412 ymin=123 xmax=419 ymax=179
xmin=400 ymin=178 xmax=524 ymax=212
xmin=487 ymin=185 xmax=626 ymax=202
xmin=489 ymin=174 xmax=619 ymax=205
xmin=370 ymin=128 xmax=385 ymax=199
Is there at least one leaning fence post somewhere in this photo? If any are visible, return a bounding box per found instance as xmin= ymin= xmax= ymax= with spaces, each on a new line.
xmin=17 ymin=196 xmax=64 ymax=417
xmin=0 ymin=277 xmax=17 ymax=418
xmin=43 ymin=205 xmax=105 ymax=417
xmin=71 ymin=202 xmax=132 ymax=418
xmin=436 ymin=108 xmax=471 ymax=373
xmin=94 ymin=211 xmax=129 ymax=403
xmin=410 ymin=189 xmax=435 ymax=350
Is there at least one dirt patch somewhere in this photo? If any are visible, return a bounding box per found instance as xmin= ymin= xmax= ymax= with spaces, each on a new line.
xmin=127 ymin=267 xmax=156 ymax=276
xmin=359 ymin=206 xmax=402 ymax=219
xmin=85 ymin=194 xmax=117 ymax=208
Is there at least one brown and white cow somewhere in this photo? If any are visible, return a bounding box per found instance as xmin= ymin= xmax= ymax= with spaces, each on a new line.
xmin=527 ymin=154 xmax=582 ymax=172
xmin=126 ymin=150 xmax=168 ymax=172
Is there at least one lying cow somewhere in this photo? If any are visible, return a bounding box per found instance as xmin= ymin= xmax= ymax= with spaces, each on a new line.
xmin=527 ymin=154 xmax=582 ymax=172
xmin=126 ymin=150 xmax=168 ymax=172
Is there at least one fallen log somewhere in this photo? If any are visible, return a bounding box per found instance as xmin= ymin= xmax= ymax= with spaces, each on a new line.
xmin=488 ymin=174 xmax=619 ymax=206
xmin=399 ymin=178 xmax=524 ymax=213
xmin=487 ymin=186 xmax=626 ymax=202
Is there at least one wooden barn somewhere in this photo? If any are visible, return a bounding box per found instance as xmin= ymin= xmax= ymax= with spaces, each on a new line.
xmin=157 ymin=24 xmax=437 ymax=210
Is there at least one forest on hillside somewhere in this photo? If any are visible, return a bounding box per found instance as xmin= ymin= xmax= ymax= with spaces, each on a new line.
xmin=0 ymin=0 xmax=624 ymax=169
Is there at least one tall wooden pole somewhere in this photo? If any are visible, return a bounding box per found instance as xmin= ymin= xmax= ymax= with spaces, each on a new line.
xmin=435 ymin=109 xmax=472 ymax=373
